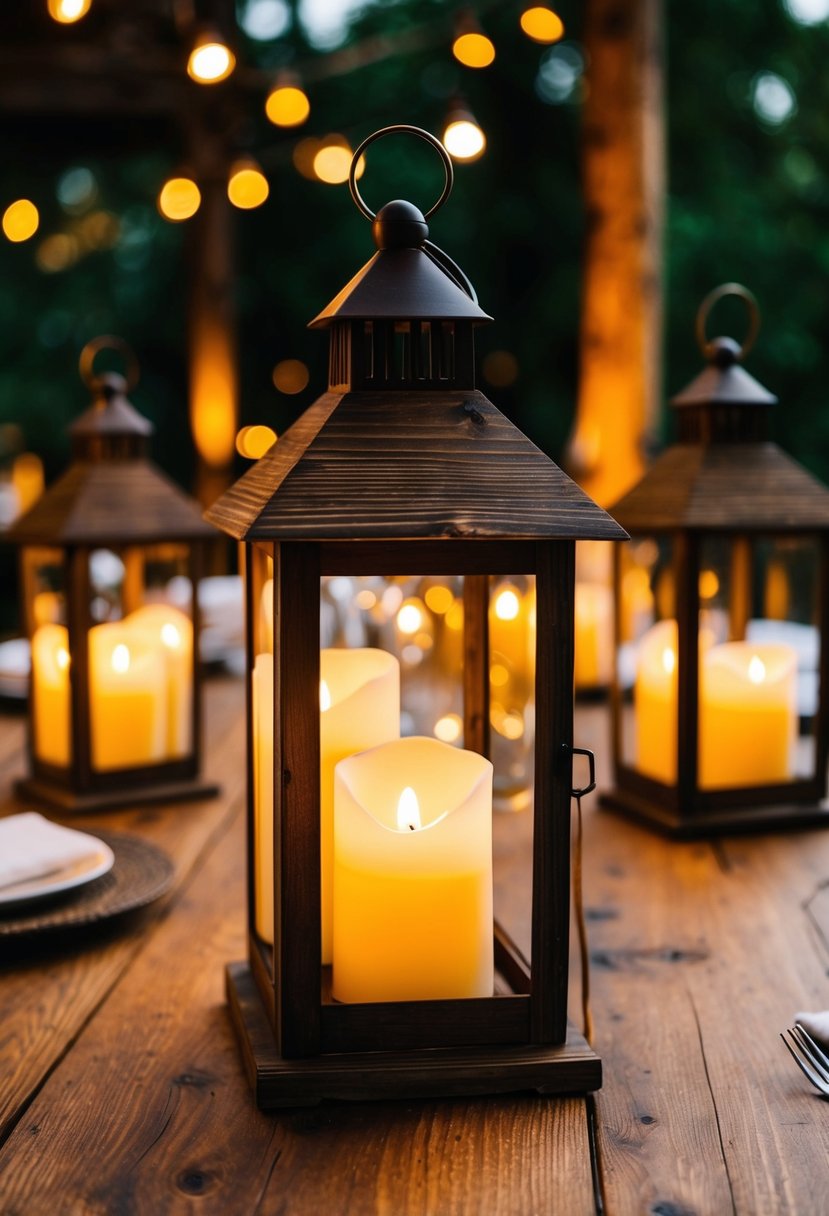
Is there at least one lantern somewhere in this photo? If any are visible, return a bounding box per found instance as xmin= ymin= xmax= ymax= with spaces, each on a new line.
xmin=206 ymin=126 xmax=626 ymax=1106
xmin=8 ymin=337 xmax=219 ymax=812
xmin=601 ymin=283 xmax=829 ymax=836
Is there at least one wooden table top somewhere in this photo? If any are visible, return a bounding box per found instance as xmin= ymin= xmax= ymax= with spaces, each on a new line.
xmin=1 ymin=678 xmax=828 ymax=1215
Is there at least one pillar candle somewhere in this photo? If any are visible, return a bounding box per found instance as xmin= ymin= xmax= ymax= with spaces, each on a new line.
xmin=574 ymin=582 xmax=613 ymax=688
xmin=31 ymin=623 xmax=71 ymax=767
xmin=252 ymin=653 xmax=274 ymax=943
xmin=635 ymin=620 xmax=797 ymax=788
xmin=89 ymin=622 xmax=167 ymax=770
xmin=332 ymin=735 xmax=493 ymax=1003
xmin=319 ymin=648 xmax=399 ymax=963
xmin=128 ymin=604 xmax=193 ymax=757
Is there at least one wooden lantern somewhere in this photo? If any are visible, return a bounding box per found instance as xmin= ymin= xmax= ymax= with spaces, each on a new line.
xmin=206 ymin=127 xmax=626 ymax=1106
xmin=601 ymin=284 xmax=829 ymax=837
xmin=8 ymin=336 xmax=219 ymax=812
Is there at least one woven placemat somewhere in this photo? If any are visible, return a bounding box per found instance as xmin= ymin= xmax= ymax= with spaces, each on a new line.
xmin=0 ymin=832 xmax=174 ymax=941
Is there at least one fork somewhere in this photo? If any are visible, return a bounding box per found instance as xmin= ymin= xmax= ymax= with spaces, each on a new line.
xmin=781 ymin=1024 xmax=829 ymax=1097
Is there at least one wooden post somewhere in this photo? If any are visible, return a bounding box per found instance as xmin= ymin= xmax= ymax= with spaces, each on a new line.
xmin=566 ymin=0 xmax=665 ymax=508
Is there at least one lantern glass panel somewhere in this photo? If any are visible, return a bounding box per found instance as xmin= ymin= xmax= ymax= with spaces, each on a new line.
xmin=249 ymin=542 xmax=275 ymax=951
xmin=695 ymin=533 xmax=818 ymax=788
xmin=25 ymin=546 xmax=70 ymax=769
xmin=617 ymin=535 xmax=675 ymax=779
xmin=86 ymin=542 xmax=195 ymax=773
xmin=489 ymin=574 xmax=535 ymax=813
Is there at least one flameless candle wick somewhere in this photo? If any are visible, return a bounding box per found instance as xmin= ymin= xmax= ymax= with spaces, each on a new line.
xmin=112 ymin=644 xmax=130 ymax=674
xmin=320 ymin=679 xmax=332 ymax=712
xmin=396 ymin=786 xmax=422 ymax=832
xmin=160 ymin=622 xmax=181 ymax=649
xmin=56 ymin=647 xmax=70 ymax=671
xmin=748 ymin=656 xmax=765 ymax=684
xmin=662 ymin=647 xmax=675 ymax=675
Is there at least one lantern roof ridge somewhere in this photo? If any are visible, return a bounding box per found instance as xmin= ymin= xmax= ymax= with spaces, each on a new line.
xmin=70 ymin=375 xmax=156 ymax=439
xmin=204 ymin=389 xmax=627 ymax=542
xmin=670 ymin=337 xmax=778 ymax=409
xmin=609 ymin=440 xmax=829 ymax=531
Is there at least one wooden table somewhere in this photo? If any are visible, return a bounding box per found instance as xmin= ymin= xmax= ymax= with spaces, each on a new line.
xmin=1 ymin=679 xmax=828 ymax=1214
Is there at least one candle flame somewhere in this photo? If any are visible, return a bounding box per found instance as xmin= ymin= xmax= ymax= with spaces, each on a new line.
xmin=112 ymin=643 xmax=130 ymax=674
xmin=160 ymin=622 xmax=181 ymax=649
xmin=56 ymin=647 xmax=70 ymax=671
xmin=662 ymin=647 xmax=676 ymax=675
xmin=494 ymin=588 xmax=520 ymax=621
xmin=396 ymin=786 xmax=422 ymax=832
xmin=748 ymin=655 xmax=766 ymax=684
xmin=320 ymin=679 xmax=331 ymax=712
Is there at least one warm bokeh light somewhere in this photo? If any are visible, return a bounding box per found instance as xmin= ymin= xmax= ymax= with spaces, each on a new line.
xmin=424 ymin=584 xmax=454 ymax=615
xmin=190 ymin=317 xmax=238 ymax=469
xmin=48 ymin=0 xmax=92 ymax=23
xmin=12 ymin=452 xmax=45 ymax=513
xmin=36 ymin=233 xmax=78 ymax=273
xmin=445 ymin=600 xmax=464 ymax=632
xmin=313 ymin=140 xmax=366 ymax=185
xmin=158 ymin=177 xmax=201 ymax=222
xmin=699 ymin=569 xmax=720 ymax=600
xmin=520 ymin=6 xmax=565 ymax=43
xmin=355 ymin=589 xmax=377 ymax=610
xmin=434 ymin=713 xmax=463 ymax=744
xmin=272 ymin=359 xmax=310 ymax=394
xmin=490 ymin=663 xmax=509 ymax=688
xmin=443 ymin=119 xmax=486 ymax=162
xmin=482 ymin=350 xmax=519 ymax=387
xmin=3 ymin=199 xmax=39 ymax=243
xmin=236 ymin=425 xmax=277 ymax=459
xmin=187 ymin=40 xmax=236 ymax=85
xmin=397 ymin=600 xmax=424 ymax=635
xmin=452 ymin=31 xmax=496 ymax=68
xmin=265 ymin=84 xmax=310 ymax=127
xmin=494 ymin=588 xmax=520 ymax=621
xmin=228 ymin=162 xmax=270 ymax=210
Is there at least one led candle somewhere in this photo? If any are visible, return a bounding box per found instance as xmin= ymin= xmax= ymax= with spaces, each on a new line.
xmin=88 ymin=622 xmax=167 ymax=770
xmin=333 ymin=736 xmax=493 ymax=1003
xmin=128 ymin=604 xmax=193 ymax=756
xmin=574 ymin=582 xmax=613 ymax=688
xmin=634 ymin=619 xmax=678 ymax=784
xmin=699 ymin=642 xmax=797 ymax=787
xmin=252 ymin=653 xmax=274 ymax=943
xmin=319 ymin=648 xmax=399 ymax=963
xmin=31 ymin=623 xmax=71 ymax=767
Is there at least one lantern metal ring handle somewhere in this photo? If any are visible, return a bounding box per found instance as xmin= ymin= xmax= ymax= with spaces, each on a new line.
xmin=79 ymin=335 xmax=140 ymax=392
xmin=695 ymin=282 xmax=761 ymax=363
xmin=348 ymin=124 xmax=454 ymax=222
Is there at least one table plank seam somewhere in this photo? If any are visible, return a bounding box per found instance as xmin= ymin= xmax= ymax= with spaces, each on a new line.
xmin=689 ymin=988 xmax=738 ymax=1216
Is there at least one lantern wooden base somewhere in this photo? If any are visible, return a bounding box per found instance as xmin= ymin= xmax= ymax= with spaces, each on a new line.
xmin=599 ymin=787 xmax=829 ymax=838
xmin=15 ymin=775 xmax=220 ymax=814
xmin=226 ymin=962 xmax=601 ymax=1108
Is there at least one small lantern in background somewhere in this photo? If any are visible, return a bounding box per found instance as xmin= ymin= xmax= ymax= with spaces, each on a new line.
xmin=206 ymin=126 xmax=626 ymax=1106
xmin=8 ymin=337 xmax=219 ymax=812
xmin=601 ymin=284 xmax=829 ymax=836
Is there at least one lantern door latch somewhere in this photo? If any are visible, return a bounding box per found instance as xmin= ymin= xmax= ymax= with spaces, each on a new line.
xmin=565 ymin=745 xmax=596 ymax=799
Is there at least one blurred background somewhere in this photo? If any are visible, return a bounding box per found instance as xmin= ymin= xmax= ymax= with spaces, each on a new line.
xmin=1 ymin=0 xmax=828 ymax=632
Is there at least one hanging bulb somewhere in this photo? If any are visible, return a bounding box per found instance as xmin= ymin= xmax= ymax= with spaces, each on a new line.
xmin=187 ymin=27 xmax=236 ymax=84
xmin=227 ymin=159 xmax=270 ymax=209
xmin=265 ymin=72 xmax=311 ymax=128
xmin=452 ymin=8 xmax=495 ymax=68
xmin=158 ymin=174 xmax=201 ymax=222
xmin=48 ymin=0 xmax=92 ymax=23
xmin=442 ymin=101 xmax=487 ymax=162
xmin=519 ymin=6 xmax=565 ymax=44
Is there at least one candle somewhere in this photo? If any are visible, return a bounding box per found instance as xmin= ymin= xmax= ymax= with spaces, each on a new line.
xmin=31 ymin=623 xmax=71 ymax=767
xmin=128 ymin=604 xmax=193 ymax=757
xmin=574 ymin=582 xmax=613 ymax=688
xmin=635 ymin=620 xmax=797 ymax=787
xmin=319 ymin=648 xmax=399 ymax=963
xmin=332 ymin=736 xmax=493 ymax=1003
xmin=699 ymin=642 xmax=797 ymax=787
xmin=89 ymin=622 xmax=167 ymax=770
xmin=252 ymin=653 xmax=274 ymax=943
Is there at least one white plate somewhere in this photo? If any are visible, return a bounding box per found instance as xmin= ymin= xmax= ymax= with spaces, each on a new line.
xmin=0 ymin=839 xmax=115 ymax=910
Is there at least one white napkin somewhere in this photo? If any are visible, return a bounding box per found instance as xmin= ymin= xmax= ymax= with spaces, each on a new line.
xmin=795 ymin=1010 xmax=829 ymax=1047
xmin=0 ymin=812 xmax=103 ymax=890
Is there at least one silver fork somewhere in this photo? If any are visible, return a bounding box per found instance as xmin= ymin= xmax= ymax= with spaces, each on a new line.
xmin=781 ymin=1024 xmax=829 ymax=1097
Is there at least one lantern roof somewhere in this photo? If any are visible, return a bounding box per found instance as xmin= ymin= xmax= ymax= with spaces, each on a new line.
xmin=611 ymin=285 xmax=829 ymax=532
xmin=205 ymin=388 xmax=626 ymax=543
xmin=7 ymin=339 xmax=215 ymax=547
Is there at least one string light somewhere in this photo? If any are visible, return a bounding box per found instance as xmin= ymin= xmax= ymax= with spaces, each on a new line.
xmin=312 ymin=137 xmax=365 ymax=185
xmin=236 ymin=425 xmax=277 ymax=459
xmin=452 ymin=10 xmax=495 ymax=68
xmin=48 ymin=0 xmax=92 ymax=23
xmin=2 ymin=200 xmax=39 ymax=243
xmin=157 ymin=176 xmax=201 ymax=222
xmin=265 ymin=75 xmax=311 ymax=127
xmin=520 ymin=6 xmax=565 ymax=43
xmin=187 ymin=30 xmax=236 ymax=84
xmin=227 ymin=160 xmax=269 ymax=209
xmin=273 ymin=359 xmax=310 ymax=394
xmin=442 ymin=102 xmax=486 ymax=162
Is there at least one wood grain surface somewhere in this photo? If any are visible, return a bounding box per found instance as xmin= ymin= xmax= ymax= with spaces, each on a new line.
xmin=1 ymin=684 xmax=829 ymax=1214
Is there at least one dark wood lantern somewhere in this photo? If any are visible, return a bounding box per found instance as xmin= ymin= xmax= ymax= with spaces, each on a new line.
xmin=8 ymin=337 xmax=219 ymax=813
xmin=206 ymin=127 xmax=626 ymax=1107
xmin=601 ymin=284 xmax=829 ymax=837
